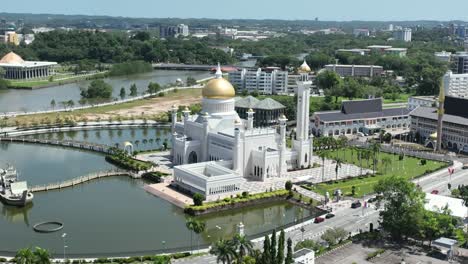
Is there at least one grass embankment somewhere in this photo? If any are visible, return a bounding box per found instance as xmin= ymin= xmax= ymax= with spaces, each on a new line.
xmin=2 ymin=89 xmax=202 ymax=127
xmin=311 ymin=148 xmax=447 ymax=197
xmin=185 ymin=190 xmax=290 ymax=215
xmin=142 ymin=171 xmax=170 ymax=183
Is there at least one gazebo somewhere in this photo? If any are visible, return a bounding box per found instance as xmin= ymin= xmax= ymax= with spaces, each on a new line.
xmin=0 ymin=52 xmax=57 ymax=80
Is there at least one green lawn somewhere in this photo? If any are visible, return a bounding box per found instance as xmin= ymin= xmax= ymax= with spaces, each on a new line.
xmin=313 ymin=148 xmax=448 ymax=197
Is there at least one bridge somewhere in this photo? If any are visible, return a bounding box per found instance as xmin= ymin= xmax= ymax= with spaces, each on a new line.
xmin=152 ymin=63 xmax=254 ymax=71
xmin=0 ymin=137 xmax=114 ymax=154
xmin=30 ymin=170 xmax=137 ymax=192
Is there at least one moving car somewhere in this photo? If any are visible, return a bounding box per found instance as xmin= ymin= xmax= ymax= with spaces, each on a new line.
xmin=314 ymin=217 xmax=325 ymax=223
xmin=431 ymin=190 xmax=439 ymax=195
xmin=325 ymin=213 xmax=335 ymax=219
xmin=351 ymin=201 xmax=362 ymax=208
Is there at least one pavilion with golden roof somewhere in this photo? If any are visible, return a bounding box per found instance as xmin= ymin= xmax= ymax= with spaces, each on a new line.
xmin=0 ymin=52 xmax=57 ymax=79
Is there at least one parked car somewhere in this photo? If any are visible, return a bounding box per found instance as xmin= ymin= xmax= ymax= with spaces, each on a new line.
xmin=351 ymin=201 xmax=362 ymax=208
xmin=357 ymin=132 xmax=365 ymax=137
xmin=463 ymin=164 xmax=468 ymax=170
xmin=367 ymin=197 xmax=377 ymax=203
xmin=431 ymin=190 xmax=439 ymax=195
xmin=314 ymin=217 xmax=325 ymax=223
xmin=325 ymin=213 xmax=335 ymax=219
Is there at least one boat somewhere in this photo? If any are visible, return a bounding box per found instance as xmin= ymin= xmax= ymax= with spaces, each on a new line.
xmin=0 ymin=165 xmax=33 ymax=207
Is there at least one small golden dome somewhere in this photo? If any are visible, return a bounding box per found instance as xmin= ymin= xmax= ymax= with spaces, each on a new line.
xmin=298 ymin=60 xmax=311 ymax=73
xmin=202 ymin=78 xmax=236 ymax=99
xmin=247 ymin=108 xmax=254 ymax=113
xmin=280 ymin=114 xmax=287 ymax=120
xmin=183 ymin=106 xmax=190 ymax=111
xmin=430 ymin=132 xmax=437 ymax=139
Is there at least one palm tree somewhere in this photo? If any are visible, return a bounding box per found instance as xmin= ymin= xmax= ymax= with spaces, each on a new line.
xmin=334 ymin=158 xmax=343 ymax=181
xmin=370 ymin=143 xmax=381 ymax=174
xmin=186 ymin=218 xmax=197 ymax=251
xmin=210 ymin=239 xmax=236 ymax=264
xmin=33 ymin=247 xmax=51 ymax=264
xmin=231 ymin=234 xmax=253 ymax=263
xmin=193 ymin=220 xmax=206 ymax=251
xmin=16 ymin=248 xmax=34 ymax=264
xmin=318 ymin=152 xmax=327 ymax=182
xmin=382 ymin=157 xmax=392 ymax=174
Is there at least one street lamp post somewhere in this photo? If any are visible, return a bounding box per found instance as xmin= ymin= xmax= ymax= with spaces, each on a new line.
xmin=62 ymin=233 xmax=67 ymax=262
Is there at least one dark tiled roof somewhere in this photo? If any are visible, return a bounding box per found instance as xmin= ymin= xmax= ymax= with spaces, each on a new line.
xmin=315 ymin=107 xmax=410 ymax=122
xmin=410 ymin=106 xmax=468 ymax=126
xmin=341 ymin=98 xmax=382 ymax=114
xmin=235 ymin=96 xmax=260 ymax=108
xmin=254 ymin=98 xmax=285 ymax=110
xmin=445 ymin=96 xmax=468 ymax=119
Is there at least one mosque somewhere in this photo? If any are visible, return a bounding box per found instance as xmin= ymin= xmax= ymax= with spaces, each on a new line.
xmin=171 ymin=62 xmax=314 ymax=199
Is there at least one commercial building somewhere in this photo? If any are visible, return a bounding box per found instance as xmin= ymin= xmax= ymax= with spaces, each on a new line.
xmin=451 ymin=52 xmax=468 ymax=74
xmin=393 ymin=28 xmax=412 ymax=42
xmin=336 ymin=48 xmax=370 ymax=56
xmin=311 ymin=98 xmax=411 ymax=137
xmin=3 ymin=31 xmax=19 ymax=45
xmin=443 ymin=71 xmax=468 ymax=98
xmin=384 ymin=47 xmax=407 ymax=57
xmin=410 ymin=96 xmax=468 ymax=153
xmin=159 ymin=24 xmax=189 ymax=38
xmin=324 ymin=64 xmax=383 ymax=77
xmin=435 ymin=51 xmax=452 ymax=62
xmin=235 ymin=96 xmax=286 ymax=127
xmin=353 ymin=28 xmax=370 ymax=37
xmin=229 ymin=63 xmax=316 ymax=95
xmin=293 ymin=248 xmax=315 ymax=264
xmin=172 ymin=63 xmax=315 ymax=199
xmin=408 ymin=96 xmax=437 ymax=111
xmin=0 ymin=52 xmax=57 ymax=80
xmin=367 ymin=45 xmax=393 ymax=53
xmin=452 ymin=24 xmax=468 ymax=39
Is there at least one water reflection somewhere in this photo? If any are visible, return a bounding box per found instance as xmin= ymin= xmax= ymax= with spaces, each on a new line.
xmin=1 ymin=202 xmax=33 ymax=226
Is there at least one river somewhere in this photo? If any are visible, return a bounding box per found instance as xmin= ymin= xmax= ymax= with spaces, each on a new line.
xmin=0 ymin=70 xmax=211 ymax=113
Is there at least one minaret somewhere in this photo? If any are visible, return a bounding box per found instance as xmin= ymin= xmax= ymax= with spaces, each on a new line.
xmin=247 ymin=108 xmax=255 ymax=130
xmin=278 ymin=114 xmax=288 ymax=177
xmin=233 ymin=128 xmax=242 ymax=173
xmin=436 ymin=79 xmax=445 ymax=152
xmin=170 ymin=104 xmax=178 ymax=158
xmin=202 ymin=112 xmax=210 ymax=161
xmin=294 ymin=60 xmax=313 ymax=168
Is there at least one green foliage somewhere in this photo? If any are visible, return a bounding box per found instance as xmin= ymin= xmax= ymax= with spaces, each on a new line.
xmin=130 ymin=83 xmax=138 ymax=96
xmin=0 ymin=78 xmax=10 ymax=89
xmin=193 ymin=193 xmax=205 ymax=206
xmin=285 ymin=181 xmax=293 ymax=191
xmin=277 ymin=230 xmax=285 ymax=264
xmin=294 ymin=239 xmax=325 ymax=254
xmin=366 ymin=249 xmax=386 ymax=260
xmin=119 ymin=87 xmax=126 ymax=99
xmin=142 ymin=171 xmax=169 ymax=183
xmin=110 ymin=61 xmax=152 ymax=76
xmin=285 ymin=238 xmax=293 ymax=264
xmin=80 ymin=79 xmax=113 ymax=99
xmin=186 ymin=76 xmax=197 ymax=86
xmin=320 ymin=228 xmax=348 ymax=246
xmin=210 ymin=239 xmax=237 ymax=264
xmin=257 ymin=55 xmax=299 ymax=69
xmin=147 ymin=82 xmax=162 ymax=94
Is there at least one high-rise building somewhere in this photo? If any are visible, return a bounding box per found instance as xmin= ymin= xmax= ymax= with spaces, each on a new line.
xmin=353 ymin=29 xmax=370 ymax=37
xmin=443 ymin=71 xmax=468 ymax=99
xmin=159 ymin=24 xmax=189 ymax=38
xmin=229 ymin=68 xmax=289 ymax=95
xmin=393 ymin=28 xmax=412 ymax=42
xmin=451 ymin=52 xmax=468 ymax=74
xmin=452 ymin=24 xmax=468 ymax=39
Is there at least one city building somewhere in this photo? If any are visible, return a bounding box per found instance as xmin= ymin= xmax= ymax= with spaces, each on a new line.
xmin=293 ymin=248 xmax=315 ymax=264
xmin=311 ymin=98 xmax=411 ymax=137
xmin=443 ymin=70 xmax=468 ymax=99
xmin=235 ymin=96 xmax=286 ymax=127
xmin=353 ymin=28 xmax=370 ymax=37
xmin=408 ymin=96 xmax=437 ymax=111
xmin=0 ymin=52 xmax=57 ymax=79
xmin=229 ymin=63 xmax=316 ymax=95
xmin=435 ymin=51 xmax=452 ymax=62
xmin=393 ymin=28 xmax=412 ymax=42
xmin=171 ymin=63 xmax=315 ymax=199
xmin=452 ymin=24 xmax=468 ymax=39
xmin=336 ymin=48 xmax=370 ymax=56
xmin=367 ymin=45 xmax=393 ymax=53
xmin=451 ymin=52 xmax=468 ymax=74
xmin=159 ymin=24 xmax=189 ymax=38
xmin=229 ymin=68 xmax=288 ymax=94
xmin=384 ymin=47 xmax=407 ymax=57
xmin=324 ymin=64 xmax=383 ymax=77
xmin=3 ymin=31 xmax=19 ymax=45
xmin=410 ymin=96 xmax=468 ymax=153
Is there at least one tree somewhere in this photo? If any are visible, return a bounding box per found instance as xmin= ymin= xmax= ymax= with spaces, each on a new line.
xmin=342 ymin=77 xmax=360 ymax=100
xmin=270 ymin=230 xmax=277 ymax=264
xmin=50 ymin=99 xmax=56 ymax=110
xmin=262 ymin=235 xmax=271 ymax=264
xmin=80 ymin=79 xmax=113 ymax=99
xmin=318 ymin=152 xmax=327 ymax=182
xmin=232 ymin=234 xmax=253 ymax=263
xmin=193 ymin=220 xmax=206 ymax=251
xmin=277 ymin=230 xmax=285 ymax=264
xmin=381 ymin=157 xmax=392 ymax=174
xmin=374 ymin=176 xmax=426 ymax=241
xmin=210 ymin=239 xmax=236 ymax=264
xmin=147 ymin=82 xmax=161 ymax=94
xmin=186 ymin=76 xmax=197 ymax=86
xmin=67 ymin=100 xmax=75 ymax=109
xmin=33 ymin=247 xmax=51 ymax=264
xmin=119 ymin=87 xmax=126 ymax=99
xmin=285 ymin=181 xmax=293 ymax=191
xmin=321 ymin=228 xmax=348 ymax=246
xmin=0 ymin=78 xmax=10 ymax=90
xmin=186 ymin=218 xmax=197 ymax=252
xmin=193 ymin=193 xmax=204 ymax=206
xmin=370 ymin=142 xmax=381 ymax=174
xmin=317 ymin=70 xmax=343 ymax=102
xmin=130 ymin=83 xmax=138 ymax=96
xmin=16 ymin=248 xmax=34 ymax=264
xmin=285 ymin=238 xmax=293 ymax=264
xmin=334 ymin=158 xmax=342 ymax=181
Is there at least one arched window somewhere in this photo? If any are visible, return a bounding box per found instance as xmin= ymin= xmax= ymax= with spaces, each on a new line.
xmin=305 ymin=154 xmax=308 ymax=163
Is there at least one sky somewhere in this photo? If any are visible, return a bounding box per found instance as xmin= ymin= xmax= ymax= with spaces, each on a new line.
xmin=2 ymin=0 xmax=468 ymax=21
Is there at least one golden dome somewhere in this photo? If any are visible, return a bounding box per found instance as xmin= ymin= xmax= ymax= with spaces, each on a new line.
xmin=298 ymin=60 xmax=311 ymax=73
xmin=202 ymin=77 xmax=236 ymax=99
xmin=280 ymin=114 xmax=287 ymax=120
xmin=0 ymin=52 xmax=24 ymax=64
